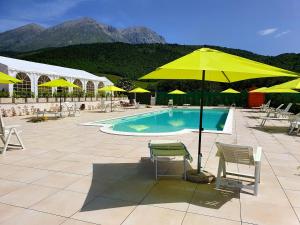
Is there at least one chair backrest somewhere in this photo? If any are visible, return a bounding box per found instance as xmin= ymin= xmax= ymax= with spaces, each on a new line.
xmin=265 ymin=100 xmax=271 ymax=107
xmin=168 ymin=99 xmax=173 ymax=105
xmin=283 ymin=103 xmax=292 ymax=113
xmin=275 ymin=104 xmax=284 ymax=111
xmin=216 ymin=142 xmax=254 ymax=165
xmin=0 ymin=115 xmax=5 ymax=135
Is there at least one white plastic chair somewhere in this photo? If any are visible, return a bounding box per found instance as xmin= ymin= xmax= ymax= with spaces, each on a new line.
xmin=0 ymin=115 xmax=25 ymax=154
xmin=215 ymin=142 xmax=262 ymax=196
xmin=168 ymin=99 xmax=173 ymax=108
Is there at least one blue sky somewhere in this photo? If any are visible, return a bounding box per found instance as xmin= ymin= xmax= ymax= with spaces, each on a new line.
xmin=0 ymin=0 xmax=299 ymax=55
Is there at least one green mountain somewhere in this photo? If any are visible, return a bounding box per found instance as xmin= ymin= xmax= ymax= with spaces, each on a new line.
xmin=1 ymin=42 xmax=300 ymax=91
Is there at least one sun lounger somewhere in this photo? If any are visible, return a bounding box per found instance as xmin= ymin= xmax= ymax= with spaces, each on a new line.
xmin=277 ymin=103 xmax=293 ymax=117
xmin=215 ymin=142 xmax=261 ymax=196
xmin=148 ymin=140 xmax=193 ymax=180
xmin=288 ymin=113 xmax=300 ymax=135
xmin=0 ymin=115 xmax=25 ymax=154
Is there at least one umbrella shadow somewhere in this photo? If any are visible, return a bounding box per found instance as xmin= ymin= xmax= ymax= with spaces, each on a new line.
xmin=80 ymin=158 xmax=239 ymax=212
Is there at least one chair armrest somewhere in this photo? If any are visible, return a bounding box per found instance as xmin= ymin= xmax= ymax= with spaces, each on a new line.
xmin=254 ymin=146 xmax=262 ymax=162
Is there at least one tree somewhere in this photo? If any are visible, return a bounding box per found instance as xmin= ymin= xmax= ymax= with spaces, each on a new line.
xmin=116 ymin=78 xmax=133 ymax=91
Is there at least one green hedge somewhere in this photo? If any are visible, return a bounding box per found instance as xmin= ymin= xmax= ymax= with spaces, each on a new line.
xmin=156 ymin=91 xmax=248 ymax=107
xmin=156 ymin=92 xmax=300 ymax=113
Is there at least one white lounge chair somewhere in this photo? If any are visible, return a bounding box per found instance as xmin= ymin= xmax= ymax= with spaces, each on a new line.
xmin=0 ymin=115 xmax=25 ymax=154
xmin=266 ymin=103 xmax=284 ymax=116
xmin=148 ymin=140 xmax=193 ymax=180
xmin=215 ymin=142 xmax=261 ymax=196
xmin=288 ymin=113 xmax=300 ymax=135
xmin=277 ymin=103 xmax=293 ymax=117
xmin=260 ymin=100 xmax=271 ymax=112
xmin=64 ymin=102 xmax=80 ymax=117
xmin=168 ymin=99 xmax=173 ymax=108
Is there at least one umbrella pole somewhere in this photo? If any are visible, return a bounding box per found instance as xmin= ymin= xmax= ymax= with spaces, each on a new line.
xmin=197 ymin=70 xmax=205 ymax=174
xmin=111 ymin=91 xmax=113 ymax=112
xmin=60 ymin=95 xmax=62 ymax=117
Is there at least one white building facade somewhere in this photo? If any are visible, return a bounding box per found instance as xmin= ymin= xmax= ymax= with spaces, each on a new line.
xmin=0 ymin=56 xmax=113 ymax=97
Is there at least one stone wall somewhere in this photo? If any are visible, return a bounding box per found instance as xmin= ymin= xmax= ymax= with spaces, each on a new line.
xmin=0 ymin=97 xmax=128 ymax=117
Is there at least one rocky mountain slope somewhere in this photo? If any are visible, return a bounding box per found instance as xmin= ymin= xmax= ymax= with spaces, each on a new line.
xmin=0 ymin=17 xmax=166 ymax=52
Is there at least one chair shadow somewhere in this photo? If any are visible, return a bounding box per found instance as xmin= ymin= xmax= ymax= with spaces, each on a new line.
xmin=249 ymin=125 xmax=289 ymax=134
xmin=80 ymin=158 xmax=239 ymax=212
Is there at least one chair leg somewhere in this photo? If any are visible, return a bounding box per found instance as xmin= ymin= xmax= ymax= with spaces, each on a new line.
xmin=254 ymin=163 xmax=261 ymax=195
xmin=183 ymin=156 xmax=186 ymax=180
xmin=2 ymin=129 xmax=13 ymax=154
xmin=14 ymin=129 xmax=25 ymax=150
xmin=216 ymin=158 xmax=223 ymax=188
xmin=155 ymin=157 xmax=158 ymax=180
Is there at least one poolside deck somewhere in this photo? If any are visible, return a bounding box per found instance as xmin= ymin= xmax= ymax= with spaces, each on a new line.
xmin=0 ymin=107 xmax=299 ymax=225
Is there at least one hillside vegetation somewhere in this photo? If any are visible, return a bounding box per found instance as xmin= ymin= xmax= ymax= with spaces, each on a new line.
xmin=2 ymin=42 xmax=300 ymax=91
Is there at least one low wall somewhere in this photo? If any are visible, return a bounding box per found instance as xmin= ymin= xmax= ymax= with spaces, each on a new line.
xmin=0 ymin=97 xmax=128 ymax=117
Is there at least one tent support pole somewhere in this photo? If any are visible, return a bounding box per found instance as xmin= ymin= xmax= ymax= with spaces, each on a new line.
xmin=197 ymin=70 xmax=205 ymax=174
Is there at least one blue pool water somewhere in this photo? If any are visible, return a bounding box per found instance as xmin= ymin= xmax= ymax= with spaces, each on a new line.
xmin=99 ymin=108 xmax=229 ymax=133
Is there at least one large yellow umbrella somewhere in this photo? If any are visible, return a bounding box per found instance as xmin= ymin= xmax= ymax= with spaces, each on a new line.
xmin=129 ymin=87 xmax=150 ymax=103
xmin=221 ymin=88 xmax=240 ymax=94
xmin=140 ymin=47 xmax=299 ymax=174
xmin=0 ymin=72 xmax=22 ymax=84
xmin=270 ymin=78 xmax=300 ymax=90
xmin=259 ymin=87 xmax=298 ymax=93
xmin=98 ymin=85 xmax=126 ymax=111
xmin=39 ymin=79 xmax=80 ymax=114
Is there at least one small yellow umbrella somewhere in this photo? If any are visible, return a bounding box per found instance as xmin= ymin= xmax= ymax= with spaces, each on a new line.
xmin=250 ymin=87 xmax=268 ymax=93
xmin=98 ymin=85 xmax=126 ymax=111
xmin=221 ymin=88 xmax=240 ymax=94
xmin=129 ymin=87 xmax=150 ymax=103
xmin=0 ymin=72 xmax=22 ymax=84
xmin=39 ymin=79 xmax=80 ymax=114
xmin=129 ymin=87 xmax=150 ymax=93
xmin=168 ymin=89 xmax=186 ymax=94
xmin=168 ymin=89 xmax=186 ymax=105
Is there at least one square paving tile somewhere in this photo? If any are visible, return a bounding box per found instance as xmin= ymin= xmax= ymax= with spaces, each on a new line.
xmin=0 ymin=203 xmax=24 ymax=223
xmin=72 ymin=196 xmax=136 ymax=225
xmin=33 ymin=172 xmax=83 ymax=189
xmin=3 ymin=167 xmax=51 ymax=183
xmin=0 ymin=179 xmax=25 ymax=197
xmin=241 ymin=201 xmax=299 ymax=225
xmin=142 ymin=180 xmax=196 ymax=211
xmin=182 ymin=212 xmax=241 ymax=225
xmin=1 ymin=208 xmax=65 ymax=225
xmin=0 ymin=184 xmax=57 ymax=207
xmin=122 ymin=205 xmax=185 ymax=225
xmin=31 ymin=190 xmax=89 ymax=217
xmin=61 ymin=218 xmax=97 ymax=225
xmin=188 ymin=184 xmax=241 ymax=222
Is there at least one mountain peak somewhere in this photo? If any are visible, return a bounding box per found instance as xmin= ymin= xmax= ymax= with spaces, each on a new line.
xmin=0 ymin=18 xmax=166 ymax=52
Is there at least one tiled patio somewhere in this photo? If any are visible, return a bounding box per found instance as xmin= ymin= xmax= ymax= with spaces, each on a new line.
xmin=0 ymin=107 xmax=299 ymax=225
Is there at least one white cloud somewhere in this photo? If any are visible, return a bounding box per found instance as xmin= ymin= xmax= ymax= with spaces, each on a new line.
xmin=258 ymin=28 xmax=278 ymax=36
xmin=275 ymin=30 xmax=291 ymax=38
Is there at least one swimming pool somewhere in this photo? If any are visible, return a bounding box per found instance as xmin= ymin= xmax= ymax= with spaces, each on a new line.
xmin=86 ymin=108 xmax=233 ymax=136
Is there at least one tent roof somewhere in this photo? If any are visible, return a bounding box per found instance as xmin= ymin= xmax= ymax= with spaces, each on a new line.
xmin=0 ymin=56 xmax=112 ymax=84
